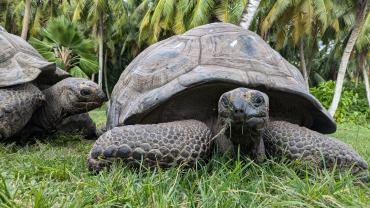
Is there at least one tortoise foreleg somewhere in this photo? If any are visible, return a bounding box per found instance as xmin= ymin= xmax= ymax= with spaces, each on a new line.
xmin=87 ymin=120 xmax=212 ymax=172
xmin=263 ymin=121 xmax=368 ymax=178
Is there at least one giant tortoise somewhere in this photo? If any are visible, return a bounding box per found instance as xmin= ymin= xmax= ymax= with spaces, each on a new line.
xmin=0 ymin=27 xmax=107 ymax=140
xmin=88 ymin=23 xmax=368 ymax=177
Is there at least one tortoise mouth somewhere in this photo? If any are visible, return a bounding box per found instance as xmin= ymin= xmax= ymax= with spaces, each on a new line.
xmin=231 ymin=116 xmax=267 ymax=130
xmin=75 ymin=101 xmax=104 ymax=110
xmin=244 ymin=117 xmax=267 ymax=130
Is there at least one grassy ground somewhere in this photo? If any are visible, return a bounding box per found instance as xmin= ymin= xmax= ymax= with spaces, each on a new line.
xmin=0 ymin=107 xmax=369 ymax=207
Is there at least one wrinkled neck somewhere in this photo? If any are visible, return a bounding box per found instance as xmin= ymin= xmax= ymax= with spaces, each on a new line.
xmin=31 ymin=85 xmax=67 ymax=131
xmin=218 ymin=117 xmax=265 ymax=158
xmin=224 ymin=122 xmax=262 ymax=145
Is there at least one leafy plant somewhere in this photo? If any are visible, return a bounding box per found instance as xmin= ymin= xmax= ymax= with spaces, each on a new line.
xmin=29 ymin=16 xmax=98 ymax=78
xmin=310 ymin=81 xmax=370 ymax=124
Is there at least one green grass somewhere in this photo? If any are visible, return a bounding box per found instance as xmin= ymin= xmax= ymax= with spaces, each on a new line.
xmin=0 ymin=109 xmax=369 ymax=207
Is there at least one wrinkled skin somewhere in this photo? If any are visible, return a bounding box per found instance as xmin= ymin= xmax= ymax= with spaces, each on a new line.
xmin=88 ymin=88 xmax=368 ymax=179
xmin=56 ymin=113 xmax=98 ymax=139
xmin=1 ymin=77 xmax=107 ymax=140
xmin=217 ymin=88 xmax=269 ymax=162
xmin=26 ymin=77 xmax=107 ymax=137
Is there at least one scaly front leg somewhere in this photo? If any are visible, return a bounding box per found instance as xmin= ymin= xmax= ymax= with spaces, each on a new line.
xmin=88 ymin=120 xmax=212 ymax=172
xmin=264 ymin=121 xmax=368 ymax=178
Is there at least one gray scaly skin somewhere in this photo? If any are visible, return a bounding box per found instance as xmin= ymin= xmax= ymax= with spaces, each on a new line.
xmin=56 ymin=113 xmax=98 ymax=139
xmin=1 ymin=77 xmax=107 ymax=139
xmin=264 ymin=121 xmax=368 ymax=176
xmin=216 ymin=88 xmax=269 ymax=162
xmin=88 ymin=120 xmax=211 ymax=171
xmin=29 ymin=77 xmax=107 ymax=132
xmin=88 ymin=88 xmax=368 ymax=177
xmin=0 ymin=84 xmax=44 ymax=139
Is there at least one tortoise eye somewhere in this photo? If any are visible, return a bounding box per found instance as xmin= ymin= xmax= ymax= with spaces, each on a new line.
xmin=80 ymin=89 xmax=91 ymax=96
xmin=253 ymin=95 xmax=264 ymax=107
xmin=221 ymin=96 xmax=230 ymax=107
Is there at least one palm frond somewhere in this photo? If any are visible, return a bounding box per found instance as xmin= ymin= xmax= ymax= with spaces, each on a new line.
xmin=30 ymin=15 xmax=98 ymax=76
xmin=173 ymin=0 xmax=195 ymax=34
xmin=312 ymin=0 xmax=328 ymax=30
xmin=356 ymin=12 xmax=370 ymax=51
xmin=260 ymin=0 xmax=293 ymax=36
xmin=215 ymin=0 xmax=230 ymax=22
xmin=189 ymin=0 xmax=215 ymax=28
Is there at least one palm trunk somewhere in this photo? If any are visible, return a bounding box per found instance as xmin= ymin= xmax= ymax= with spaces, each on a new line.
xmin=306 ymin=26 xmax=318 ymax=79
xmin=354 ymin=70 xmax=359 ymax=88
xmin=360 ymin=52 xmax=370 ymax=106
xmin=299 ymin=39 xmax=309 ymax=88
xmin=21 ymin=0 xmax=31 ymax=40
xmin=98 ymin=14 xmax=104 ymax=88
xmin=239 ymin=0 xmax=261 ymax=29
xmin=328 ymin=2 xmax=368 ymax=116
xmin=104 ymin=50 xmax=110 ymax=100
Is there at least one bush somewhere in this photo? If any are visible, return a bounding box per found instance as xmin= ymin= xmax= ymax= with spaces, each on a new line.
xmin=310 ymin=81 xmax=370 ymax=125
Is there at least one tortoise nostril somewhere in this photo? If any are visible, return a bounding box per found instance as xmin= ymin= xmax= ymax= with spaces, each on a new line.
xmin=234 ymin=109 xmax=244 ymax=114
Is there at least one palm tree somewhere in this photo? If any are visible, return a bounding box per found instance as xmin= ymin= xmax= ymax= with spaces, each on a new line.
xmin=29 ymin=0 xmax=72 ymax=37
xmin=21 ymin=0 xmax=31 ymax=39
xmin=328 ymin=0 xmax=368 ymax=116
xmin=215 ymin=0 xmax=247 ymax=25
xmin=239 ymin=0 xmax=260 ymax=29
xmin=29 ymin=16 xmax=98 ymax=78
xmin=356 ymin=12 xmax=370 ymax=106
xmin=87 ymin=0 xmax=110 ymax=88
xmin=358 ymin=50 xmax=370 ymax=106
xmin=360 ymin=52 xmax=370 ymax=106
xmin=260 ymin=0 xmax=334 ymax=88
xmin=0 ymin=0 xmax=24 ymax=34
xmin=139 ymin=0 xmax=247 ymax=45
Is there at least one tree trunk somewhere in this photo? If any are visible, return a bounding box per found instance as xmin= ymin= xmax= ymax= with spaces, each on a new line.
xmin=239 ymin=0 xmax=261 ymax=29
xmin=104 ymin=50 xmax=110 ymax=100
xmin=354 ymin=69 xmax=359 ymax=88
xmin=98 ymin=14 xmax=104 ymax=88
xmin=328 ymin=2 xmax=368 ymax=116
xmin=299 ymin=39 xmax=309 ymax=88
xmin=306 ymin=25 xmax=319 ymax=80
xmin=330 ymin=61 xmax=337 ymax=80
xmin=21 ymin=0 xmax=31 ymax=40
xmin=360 ymin=52 xmax=370 ymax=106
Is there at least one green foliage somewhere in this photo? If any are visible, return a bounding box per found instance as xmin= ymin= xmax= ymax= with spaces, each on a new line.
xmin=0 ymin=0 xmax=24 ymax=34
xmin=29 ymin=16 xmax=98 ymax=78
xmin=0 ymin=0 xmax=369 ymax=114
xmin=139 ymin=0 xmax=246 ymax=45
xmin=310 ymin=81 xmax=370 ymax=124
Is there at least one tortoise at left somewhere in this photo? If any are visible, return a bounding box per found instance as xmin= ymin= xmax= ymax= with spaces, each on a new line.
xmin=0 ymin=27 xmax=107 ymax=140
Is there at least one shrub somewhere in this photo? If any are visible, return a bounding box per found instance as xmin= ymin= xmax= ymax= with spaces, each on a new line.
xmin=310 ymin=81 xmax=370 ymax=125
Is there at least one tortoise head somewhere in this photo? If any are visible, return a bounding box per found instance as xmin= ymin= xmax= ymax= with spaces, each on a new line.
xmin=218 ymin=87 xmax=269 ymax=132
xmin=30 ymin=77 xmax=107 ymax=131
xmin=55 ymin=77 xmax=108 ymax=115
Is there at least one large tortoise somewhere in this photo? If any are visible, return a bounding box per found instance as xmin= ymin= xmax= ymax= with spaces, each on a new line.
xmin=88 ymin=23 xmax=368 ymax=177
xmin=0 ymin=28 xmax=107 ymax=140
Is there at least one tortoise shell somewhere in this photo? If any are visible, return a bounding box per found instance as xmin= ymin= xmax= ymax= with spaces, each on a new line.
xmin=108 ymin=23 xmax=336 ymax=134
xmin=0 ymin=29 xmax=69 ymax=88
